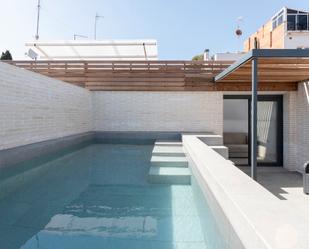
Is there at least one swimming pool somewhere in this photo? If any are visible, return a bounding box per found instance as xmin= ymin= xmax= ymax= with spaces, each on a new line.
xmin=0 ymin=143 xmax=226 ymax=249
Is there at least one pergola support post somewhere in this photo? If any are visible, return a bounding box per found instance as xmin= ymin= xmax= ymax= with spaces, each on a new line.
xmin=251 ymin=57 xmax=258 ymax=180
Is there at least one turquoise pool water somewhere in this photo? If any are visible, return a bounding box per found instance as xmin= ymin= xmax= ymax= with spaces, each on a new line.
xmin=0 ymin=143 xmax=224 ymax=249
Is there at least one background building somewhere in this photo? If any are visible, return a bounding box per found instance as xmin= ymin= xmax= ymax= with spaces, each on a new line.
xmin=244 ymin=7 xmax=309 ymax=51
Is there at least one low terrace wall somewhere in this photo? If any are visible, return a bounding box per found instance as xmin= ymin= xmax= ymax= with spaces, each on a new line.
xmin=183 ymin=134 xmax=308 ymax=249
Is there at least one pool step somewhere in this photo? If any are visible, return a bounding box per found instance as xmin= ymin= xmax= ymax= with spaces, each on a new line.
xmin=152 ymin=145 xmax=185 ymax=157
xmin=148 ymin=166 xmax=191 ymax=185
xmin=148 ymin=140 xmax=191 ymax=185
xmin=154 ymin=140 xmax=183 ymax=147
xmin=151 ymin=155 xmax=188 ymax=167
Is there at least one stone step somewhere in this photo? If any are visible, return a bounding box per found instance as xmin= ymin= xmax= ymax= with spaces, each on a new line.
xmin=151 ymin=155 xmax=188 ymax=168
xmin=152 ymin=145 xmax=185 ymax=157
xmin=154 ymin=140 xmax=183 ymax=147
xmin=148 ymin=166 xmax=191 ymax=185
xmin=209 ymin=146 xmax=229 ymax=159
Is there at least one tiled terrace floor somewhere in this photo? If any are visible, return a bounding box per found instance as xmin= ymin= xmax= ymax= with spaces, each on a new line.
xmin=239 ymin=166 xmax=309 ymax=207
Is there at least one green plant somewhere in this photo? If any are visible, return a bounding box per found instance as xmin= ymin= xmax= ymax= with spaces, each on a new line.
xmin=0 ymin=50 xmax=13 ymax=60
xmin=192 ymin=54 xmax=203 ymax=61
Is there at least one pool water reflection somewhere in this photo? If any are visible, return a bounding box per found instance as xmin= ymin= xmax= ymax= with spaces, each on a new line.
xmin=0 ymin=144 xmax=207 ymax=249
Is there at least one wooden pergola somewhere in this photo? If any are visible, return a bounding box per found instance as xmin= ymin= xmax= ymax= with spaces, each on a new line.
xmin=7 ymin=60 xmax=232 ymax=91
xmin=215 ymin=49 xmax=309 ymax=180
xmin=215 ymin=50 xmax=309 ymax=86
xmin=7 ymin=59 xmax=302 ymax=91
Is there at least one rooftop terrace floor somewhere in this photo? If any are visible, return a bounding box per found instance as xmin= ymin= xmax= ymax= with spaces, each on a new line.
xmin=237 ymin=166 xmax=309 ymax=248
xmin=239 ymin=166 xmax=309 ymax=204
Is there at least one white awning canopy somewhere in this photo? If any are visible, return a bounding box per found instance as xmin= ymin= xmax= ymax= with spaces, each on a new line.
xmin=25 ymin=40 xmax=158 ymax=60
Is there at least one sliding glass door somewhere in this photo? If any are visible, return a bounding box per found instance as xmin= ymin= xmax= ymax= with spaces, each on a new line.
xmin=224 ymin=95 xmax=283 ymax=166
xmin=255 ymin=96 xmax=283 ymax=165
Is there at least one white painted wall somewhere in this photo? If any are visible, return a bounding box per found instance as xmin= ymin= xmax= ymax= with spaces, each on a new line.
xmin=92 ymin=91 xmax=223 ymax=134
xmin=284 ymin=32 xmax=309 ymax=49
xmin=0 ymin=62 xmax=93 ymax=150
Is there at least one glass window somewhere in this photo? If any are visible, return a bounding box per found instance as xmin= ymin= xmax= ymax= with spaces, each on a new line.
xmin=272 ymin=19 xmax=277 ymax=29
xmin=297 ymin=15 xmax=308 ymax=30
xmin=287 ymin=15 xmax=296 ymax=30
xmin=277 ymin=15 xmax=284 ymax=26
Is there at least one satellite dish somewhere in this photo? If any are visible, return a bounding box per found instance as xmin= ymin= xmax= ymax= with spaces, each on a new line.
xmin=27 ymin=48 xmax=38 ymax=60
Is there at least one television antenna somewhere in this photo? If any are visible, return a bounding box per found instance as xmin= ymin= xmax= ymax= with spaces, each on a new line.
xmin=94 ymin=13 xmax=104 ymax=40
xmin=35 ymin=0 xmax=41 ymax=40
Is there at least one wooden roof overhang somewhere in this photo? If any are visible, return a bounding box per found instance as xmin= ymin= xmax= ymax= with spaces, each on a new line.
xmin=215 ymin=49 xmax=309 ymax=91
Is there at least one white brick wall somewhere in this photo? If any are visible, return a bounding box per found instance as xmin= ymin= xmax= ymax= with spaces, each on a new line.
xmin=92 ymin=91 xmax=223 ymax=134
xmin=283 ymin=91 xmax=297 ymax=170
xmin=0 ymin=62 xmax=93 ymax=150
xmin=296 ymin=82 xmax=309 ymax=171
xmin=284 ymin=82 xmax=309 ymax=172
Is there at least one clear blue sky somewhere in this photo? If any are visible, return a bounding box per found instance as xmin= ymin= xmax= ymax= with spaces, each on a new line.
xmin=0 ymin=0 xmax=308 ymax=59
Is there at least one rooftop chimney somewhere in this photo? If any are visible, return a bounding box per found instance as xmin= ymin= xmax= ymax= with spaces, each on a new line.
xmin=204 ymin=49 xmax=210 ymax=61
